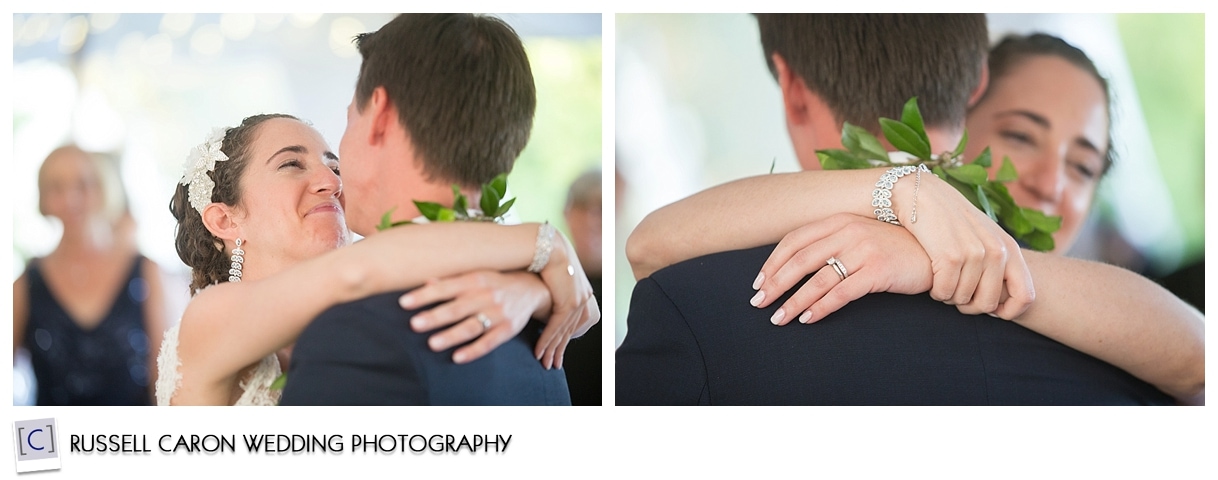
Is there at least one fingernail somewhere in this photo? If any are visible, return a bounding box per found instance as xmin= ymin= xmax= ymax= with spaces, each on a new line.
xmin=410 ymin=318 xmax=425 ymax=330
xmin=770 ymin=308 xmax=785 ymax=325
xmin=799 ymin=311 xmax=813 ymax=324
xmin=428 ymin=337 xmax=444 ymax=351
xmin=752 ymin=272 xmax=764 ymax=290
xmin=453 ymin=352 xmax=466 ymax=364
xmin=400 ymin=295 xmax=415 ymax=308
xmin=750 ymin=290 xmax=765 ymax=307
xmin=986 ymin=312 xmax=999 ymax=318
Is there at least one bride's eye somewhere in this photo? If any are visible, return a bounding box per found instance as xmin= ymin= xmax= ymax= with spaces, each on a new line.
xmin=278 ymin=159 xmax=304 ymax=170
xmin=330 ymin=166 xmax=341 ymax=176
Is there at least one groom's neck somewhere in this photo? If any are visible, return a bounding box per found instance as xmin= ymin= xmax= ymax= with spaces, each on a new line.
xmin=381 ymin=177 xmax=482 ymax=222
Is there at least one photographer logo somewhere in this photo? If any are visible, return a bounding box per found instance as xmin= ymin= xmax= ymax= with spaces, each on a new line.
xmin=12 ymin=418 xmax=60 ymax=473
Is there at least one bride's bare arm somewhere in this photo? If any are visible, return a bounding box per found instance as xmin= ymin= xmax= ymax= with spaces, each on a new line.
xmin=177 ymin=222 xmax=576 ymax=390
xmin=1016 ymin=251 xmax=1204 ymax=404
xmin=751 ymin=214 xmax=1203 ymax=404
xmin=628 ymin=168 xmax=1033 ymax=318
xmin=626 ymin=170 xmax=878 ymax=280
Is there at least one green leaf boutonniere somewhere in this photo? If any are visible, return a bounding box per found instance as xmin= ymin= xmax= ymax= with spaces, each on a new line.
xmin=376 ymin=173 xmax=517 ymax=231
xmin=816 ymin=97 xmax=1061 ymax=252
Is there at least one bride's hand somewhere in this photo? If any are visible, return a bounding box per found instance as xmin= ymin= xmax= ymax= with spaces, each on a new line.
xmin=894 ymin=174 xmax=1034 ymax=319
xmin=400 ymin=270 xmax=551 ymax=365
xmin=535 ymin=233 xmax=600 ymax=370
xmin=752 ymin=213 xmax=934 ymax=325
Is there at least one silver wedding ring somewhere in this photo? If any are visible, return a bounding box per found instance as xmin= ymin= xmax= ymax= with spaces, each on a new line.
xmin=827 ymin=257 xmax=848 ymax=281
xmin=476 ymin=313 xmax=492 ymax=331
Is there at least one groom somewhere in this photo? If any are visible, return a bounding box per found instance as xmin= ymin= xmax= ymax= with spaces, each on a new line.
xmin=280 ymin=14 xmax=570 ymax=405
xmin=616 ymin=14 xmax=1172 ymax=405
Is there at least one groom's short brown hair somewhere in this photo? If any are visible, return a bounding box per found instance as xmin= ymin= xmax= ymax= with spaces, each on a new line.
xmin=354 ymin=13 xmax=535 ymax=187
xmin=756 ymin=14 xmax=987 ymax=132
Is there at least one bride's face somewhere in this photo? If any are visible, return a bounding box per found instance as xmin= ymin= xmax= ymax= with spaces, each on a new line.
xmin=965 ymin=55 xmax=1109 ymax=254
xmin=232 ymin=118 xmax=349 ymax=267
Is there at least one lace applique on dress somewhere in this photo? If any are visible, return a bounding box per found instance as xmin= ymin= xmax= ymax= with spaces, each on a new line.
xmin=155 ymin=323 xmax=281 ymax=406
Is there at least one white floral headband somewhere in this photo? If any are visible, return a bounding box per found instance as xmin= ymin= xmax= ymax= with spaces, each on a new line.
xmin=179 ymin=127 xmax=231 ymax=214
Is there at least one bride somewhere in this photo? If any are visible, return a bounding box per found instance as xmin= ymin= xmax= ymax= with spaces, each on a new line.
xmin=157 ymin=114 xmax=596 ymax=405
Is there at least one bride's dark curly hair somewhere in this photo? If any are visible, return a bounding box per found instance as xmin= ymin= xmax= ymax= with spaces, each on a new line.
xmin=170 ymin=113 xmax=298 ymax=295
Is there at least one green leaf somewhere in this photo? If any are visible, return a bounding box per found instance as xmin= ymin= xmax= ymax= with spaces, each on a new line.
xmin=952 ymin=128 xmax=969 ymax=160
xmin=376 ymin=207 xmax=398 ymax=232
xmin=415 ymin=200 xmax=443 ymax=221
xmin=945 ymin=164 xmax=988 ymax=186
xmin=816 ymin=149 xmax=873 ymax=170
xmin=1000 ymin=206 xmax=1034 ymax=236
xmin=452 ymin=185 xmax=468 ymax=215
xmin=899 ymin=97 xmax=931 ymax=150
xmin=495 ymin=198 xmax=516 ymax=218
xmin=769 ymin=157 xmax=776 ymax=174
xmin=841 ymin=122 xmax=889 ymax=162
xmin=1021 ymin=208 xmax=1063 ymax=234
xmin=488 ymin=173 xmax=508 ymax=198
xmin=270 ymin=373 xmax=287 ymax=390
xmin=437 ymin=208 xmax=457 ymax=222
xmin=931 ymin=166 xmax=948 ymax=182
xmin=996 ymin=156 xmax=1018 ymax=182
xmin=975 ymin=185 xmax=997 ymax=222
xmin=972 ymin=146 xmax=991 ymax=168
xmin=481 ymin=182 xmax=503 ymax=216
xmin=1020 ymin=230 xmax=1056 ymax=252
xmin=981 ymin=182 xmax=1014 ymax=217
xmin=879 ymin=118 xmax=931 ymax=159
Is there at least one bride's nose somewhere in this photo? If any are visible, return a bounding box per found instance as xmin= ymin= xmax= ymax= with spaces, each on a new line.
xmin=311 ymin=166 xmax=342 ymax=198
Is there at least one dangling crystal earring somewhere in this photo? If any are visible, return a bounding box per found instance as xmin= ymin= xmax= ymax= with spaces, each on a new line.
xmin=228 ymin=238 xmax=245 ymax=282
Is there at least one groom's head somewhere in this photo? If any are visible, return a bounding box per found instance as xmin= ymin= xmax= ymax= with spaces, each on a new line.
xmin=755 ymin=14 xmax=988 ymax=170
xmin=339 ymin=13 xmax=536 ymax=235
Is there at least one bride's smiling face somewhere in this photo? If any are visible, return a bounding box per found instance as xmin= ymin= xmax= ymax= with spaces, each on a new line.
xmin=231 ymin=118 xmax=349 ymax=267
xmin=964 ymin=55 xmax=1109 ymax=254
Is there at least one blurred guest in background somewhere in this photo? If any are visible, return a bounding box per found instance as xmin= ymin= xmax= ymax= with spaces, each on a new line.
xmin=561 ymin=168 xmax=602 ymax=405
xmin=13 ymin=145 xmax=166 ymax=405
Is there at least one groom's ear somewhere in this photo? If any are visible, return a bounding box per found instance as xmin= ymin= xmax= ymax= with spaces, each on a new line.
xmin=365 ymin=86 xmax=398 ymax=146
xmin=967 ymin=62 xmax=990 ymax=108
xmin=200 ymin=202 xmax=242 ymax=243
xmin=774 ymin=53 xmax=812 ymax=126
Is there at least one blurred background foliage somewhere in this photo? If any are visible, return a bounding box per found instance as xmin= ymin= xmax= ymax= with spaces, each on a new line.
xmin=1116 ymin=13 xmax=1204 ymax=262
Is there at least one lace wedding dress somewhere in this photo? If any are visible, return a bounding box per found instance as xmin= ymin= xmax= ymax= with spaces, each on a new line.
xmin=155 ymin=323 xmax=281 ymax=406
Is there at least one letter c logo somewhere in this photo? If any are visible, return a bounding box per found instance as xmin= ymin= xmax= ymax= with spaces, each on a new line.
xmin=26 ymin=428 xmax=44 ymax=451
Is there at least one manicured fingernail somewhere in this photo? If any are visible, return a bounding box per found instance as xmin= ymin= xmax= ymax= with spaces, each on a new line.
xmin=752 ymin=272 xmax=764 ymax=290
xmin=770 ymin=308 xmax=785 ymax=325
xmin=399 ymin=295 xmax=415 ymax=308
xmin=453 ymin=352 xmax=467 ymax=364
xmin=986 ymin=312 xmax=999 ymax=318
xmin=799 ymin=311 xmax=813 ymax=324
xmin=428 ymin=337 xmax=444 ymax=351
xmin=411 ymin=318 xmax=425 ymax=330
xmin=750 ymin=290 xmax=765 ymax=307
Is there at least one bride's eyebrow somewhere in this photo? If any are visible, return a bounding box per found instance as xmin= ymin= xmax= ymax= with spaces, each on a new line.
xmin=266 ymin=145 xmax=308 ymax=164
xmin=324 ymin=151 xmax=338 ymax=161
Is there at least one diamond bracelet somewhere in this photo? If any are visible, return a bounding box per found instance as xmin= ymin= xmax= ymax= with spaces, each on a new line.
xmin=872 ymin=164 xmax=929 ymax=226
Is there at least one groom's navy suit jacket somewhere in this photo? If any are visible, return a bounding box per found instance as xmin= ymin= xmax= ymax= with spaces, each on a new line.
xmin=616 ymin=245 xmax=1173 ymax=405
xmin=280 ymin=290 xmax=570 ymax=405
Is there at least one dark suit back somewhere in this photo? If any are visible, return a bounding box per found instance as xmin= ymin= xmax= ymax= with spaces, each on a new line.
xmin=281 ymin=290 xmax=571 ymax=405
xmin=616 ymin=245 xmax=1172 ymax=405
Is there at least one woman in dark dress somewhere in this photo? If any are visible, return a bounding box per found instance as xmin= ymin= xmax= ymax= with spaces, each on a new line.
xmin=13 ymin=146 xmax=167 ymax=405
